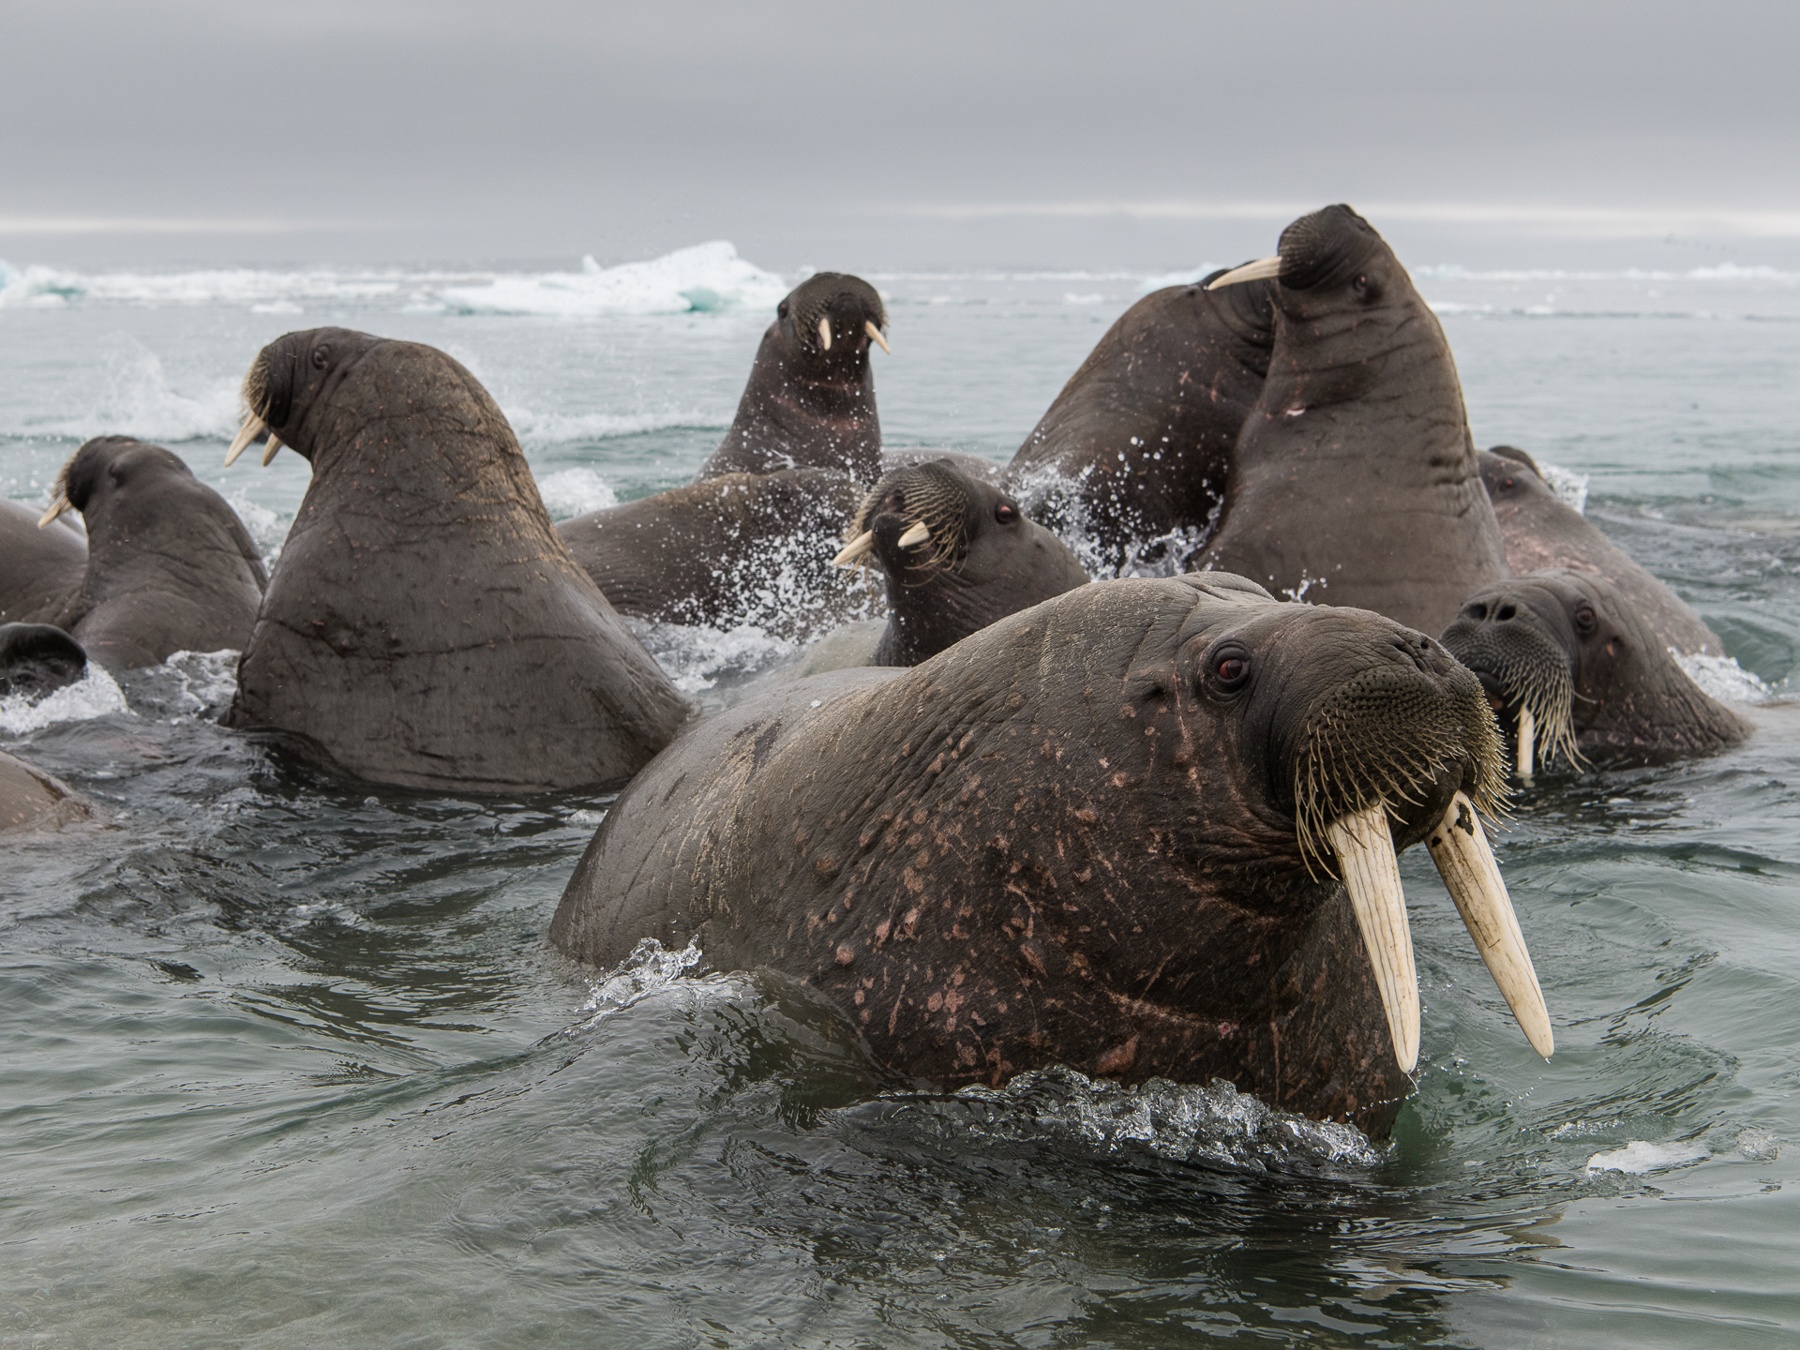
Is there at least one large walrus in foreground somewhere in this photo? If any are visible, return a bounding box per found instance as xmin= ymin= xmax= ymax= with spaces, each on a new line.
xmin=552 ymin=575 xmax=1552 ymax=1136
xmin=1199 ymin=206 xmax=1506 ymax=634
xmin=221 ymin=328 xmax=689 ymax=792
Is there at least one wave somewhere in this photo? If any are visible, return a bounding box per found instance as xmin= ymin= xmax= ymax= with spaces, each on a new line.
xmin=437 ymin=242 xmax=788 ymax=317
xmin=534 ymin=467 xmax=619 ymax=520
xmin=506 ymin=407 xmax=721 ymax=450
xmin=25 ymin=344 xmax=242 ymax=444
xmin=0 ymin=664 xmax=128 ymax=735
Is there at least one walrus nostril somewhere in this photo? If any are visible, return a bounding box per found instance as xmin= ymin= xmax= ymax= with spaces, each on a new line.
xmin=1495 ymin=603 xmax=1517 ymax=622
xmin=1465 ymin=602 xmax=1488 ymax=622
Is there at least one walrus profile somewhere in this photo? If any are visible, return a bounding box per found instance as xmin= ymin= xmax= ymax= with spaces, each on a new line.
xmin=696 ymin=272 xmax=888 ymax=481
xmin=221 ymin=327 xmax=690 ymax=792
xmin=833 ymin=458 xmax=1089 ymax=665
xmin=0 ymin=623 xmax=87 ymax=699
xmin=0 ymin=497 xmax=85 ymax=624
xmin=1198 ymin=206 xmax=1507 ymax=633
xmin=1441 ymin=569 xmax=1751 ymax=780
xmin=36 ymin=437 xmax=266 ymax=668
xmin=1005 ymin=274 xmax=1274 ymax=569
xmin=551 ymin=575 xmax=1552 ymax=1136
xmin=1479 ymin=447 xmax=1722 ymax=656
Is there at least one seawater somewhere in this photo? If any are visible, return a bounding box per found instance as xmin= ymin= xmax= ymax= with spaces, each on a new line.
xmin=2 ymin=244 xmax=1799 ymax=1348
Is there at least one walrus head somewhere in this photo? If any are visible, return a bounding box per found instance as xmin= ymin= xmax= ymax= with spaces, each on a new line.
xmin=1441 ymin=570 xmax=1748 ymax=778
xmin=1205 ymin=203 xmax=1389 ymax=298
xmin=0 ymin=622 xmax=87 ymax=699
xmin=831 ymin=458 xmax=1089 ymax=664
xmin=225 ymin=327 xmax=385 ymax=467
xmin=777 ymin=272 xmax=889 ymax=371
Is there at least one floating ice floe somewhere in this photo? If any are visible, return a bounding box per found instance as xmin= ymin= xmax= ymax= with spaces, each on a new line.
xmin=1586 ymin=1139 xmax=1709 ymax=1175
xmin=438 ymin=241 xmax=788 ymax=317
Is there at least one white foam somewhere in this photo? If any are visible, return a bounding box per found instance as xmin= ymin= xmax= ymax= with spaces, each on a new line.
xmin=1677 ymin=651 xmax=1772 ymax=704
xmin=571 ymin=937 xmax=705 ymax=1028
xmin=1537 ymin=460 xmax=1590 ymax=513
xmin=129 ymin=650 xmax=240 ymax=720
xmin=1586 ymin=1139 xmax=1709 ymax=1174
xmin=0 ymin=664 xmax=129 ymax=734
xmin=439 ymin=242 xmax=787 ymax=317
xmin=0 ymin=258 xmax=463 ymax=310
xmin=34 ymin=344 xmax=242 ymax=444
xmin=1736 ymin=1127 xmax=1782 ymax=1161
xmin=634 ymin=619 xmax=801 ymax=694
xmin=534 ymin=467 xmax=618 ymax=520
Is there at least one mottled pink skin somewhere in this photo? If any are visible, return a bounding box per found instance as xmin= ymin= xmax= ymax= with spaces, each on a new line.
xmin=553 ymin=575 xmax=1498 ymax=1136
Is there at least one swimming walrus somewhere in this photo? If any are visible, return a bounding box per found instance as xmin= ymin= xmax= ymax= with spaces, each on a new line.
xmin=1198 ymin=206 xmax=1507 ymax=634
xmin=696 ymin=272 xmax=888 ymax=481
xmin=221 ymin=327 xmax=690 ymax=792
xmin=0 ymin=623 xmax=88 ymax=699
xmin=551 ymin=575 xmax=1552 ymax=1136
xmin=1005 ymin=273 xmax=1274 ymax=569
xmin=832 ymin=458 xmax=1089 ymax=665
xmin=0 ymin=496 xmax=85 ymax=624
xmin=1479 ymin=447 xmax=1722 ymax=656
xmin=36 ymin=437 xmax=266 ymax=668
xmin=1441 ymin=568 xmax=1750 ymax=780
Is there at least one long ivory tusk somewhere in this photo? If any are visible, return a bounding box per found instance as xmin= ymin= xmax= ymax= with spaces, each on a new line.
xmin=1515 ymin=705 xmax=1536 ymax=785
xmin=1326 ymin=802 xmax=1420 ymax=1074
xmin=1206 ymin=255 xmax=1283 ymax=290
xmin=896 ymin=520 xmax=931 ymax=549
xmin=225 ymin=415 xmax=267 ymax=466
xmin=865 ymin=320 xmax=891 ymax=354
xmin=831 ymin=530 xmax=875 ymax=567
xmin=1425 ymin=791 xmax=1553 ymax=1058
xmin=818 ymin=316 xmax=832 ymax=351
xmin=261 ymin=434 xmax=284 ymax=466
xmin=37 ymin=494 xmax=71 ymax=528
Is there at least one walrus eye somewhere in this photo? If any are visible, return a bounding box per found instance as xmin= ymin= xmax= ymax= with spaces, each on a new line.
xmin=310 ymin=343 xmax=332 ymax=371
xmin=1352 ymin=273 xmax=1383 ymax=302
xmin=1573 ymin=604 xmax=1598 ymax=636
xmin=994 ymin=501 xmax=1019 ymax=525
xmin=777 ymin=301 xmax=789 ymax=318
xmin=1207 ymin=643 xmax=1252 ymax=694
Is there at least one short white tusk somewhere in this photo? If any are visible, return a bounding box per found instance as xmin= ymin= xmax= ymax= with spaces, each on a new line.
xmin=865 ymin=320 xmax=891 ymax=354
xmin=1515 ymin=705 xmax=1536 ymax=785
xmin=818 ymin=316 xmax=832 ymax=351
xmin=1206 ymin=255 xmax=1283 ymax=290
xmin=37 ymin=494 xmax=71 ymax=528
xmin=1326 ymin=801 xmax=1420 ymax=1074
xmin=831 ymin=530 xmax=875 ymax=567
xmin=1425 ymin=791 xmax=1554 ymax=1059
xmin=896 ymin=520 xmax=931 ymax=549
xmin=225 ymin=414 xmax=267 ymax=466
xmin=260 ymin=433 xmax=284 ymax=466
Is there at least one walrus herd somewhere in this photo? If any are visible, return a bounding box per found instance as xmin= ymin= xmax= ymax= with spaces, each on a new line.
xmin=0 ymin=204 xmax=1753 ymax=1140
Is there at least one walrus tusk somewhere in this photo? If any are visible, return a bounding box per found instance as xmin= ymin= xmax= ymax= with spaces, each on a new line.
xmin=1206 ymin=255 xmax=1283 ymax=290
xmin=832 ymin=530 xmax=875 ymax=567
xmin=1426 ymin=791 xmax=1554 ymax=1059
xmin=818 ymin=316 xmax=833 ymax=351
xmin=1326 ymin=802 xmax=1420 ymax=1074
xmin=865 ymin=321 xmax=891 ymax=354
xmin=261 ymin=434 xmax=284 ymax=466
xmin=225 ymin=414 xmax=267 ymax=466
xmin=37 ymin=494 xmax=71 ymax=528
xmin=1515 ymin=705 xmax=1536 ymax=784
xmin=897 ymin=520 xmax=931 ymax=549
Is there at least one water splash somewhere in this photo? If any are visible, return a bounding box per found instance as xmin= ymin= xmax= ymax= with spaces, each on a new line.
xmin=125 ymin=650 xmax=240 ymax=720
xmin=1586 ymin=1138 xmax=1710 ymax=1174
xmin=1538 ymin=460 xmax=1590 ymax=513
xmin=567 ymin=937 xmax=706 ymax=1030
xmin=1677 ymin=651 xmax=1772 ymax=704
xmin=0 ymin=663 xmax=129 ymax=734
xmin=536 ymin=467 xmax=619 ymax=520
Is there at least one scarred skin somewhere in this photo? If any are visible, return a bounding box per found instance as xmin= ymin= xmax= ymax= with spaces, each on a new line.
xmin=1199 ymin=206 xmax=1507 ymax=633
xmin=0 ymin=749 xmax=87 ymax=832
xmin=1006 ymin=275 xmax=1275 ymax=568
xmin=224 ymin=327 xmax=690 ymax=792
xmin=1479 ymin=447 xmax=1722 ymax=656
xmin=697 ymin=273 xmax=887 ymax=482
xmin=0 ymin=497 xmax=86 ymax=625
xmin=557 ymin=468 xmax=865 ymax=634
xmin=42 ymin=437 xmax=266 ymax=668
xmin=1442 ymin=569 xmax=1750 ymax=768
xmin=553 ymin=575 xmax=1506 ymax=1136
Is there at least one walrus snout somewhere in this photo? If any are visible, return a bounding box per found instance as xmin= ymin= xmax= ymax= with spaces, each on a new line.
xmin=784 ymin=273 xmax=889 ymax=362
xmin=1441 ymin=580 xmax=1583 ymax=782
xmin=226 ymin=327 xmax=378 ymax=467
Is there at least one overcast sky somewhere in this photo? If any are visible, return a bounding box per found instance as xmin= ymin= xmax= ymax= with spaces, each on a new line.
xmin=6 ymin=0 xmax=1799 ymax=269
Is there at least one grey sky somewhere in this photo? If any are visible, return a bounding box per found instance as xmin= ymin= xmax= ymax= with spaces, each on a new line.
xmin=6 ymin=0 xmax=1799 ymax=268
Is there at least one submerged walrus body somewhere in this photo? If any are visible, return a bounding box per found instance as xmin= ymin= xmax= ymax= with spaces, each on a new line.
xmin=222 ymin=327 xmax=689 ymax=792
xmin=0 ymin=749 xmax=87 ymax=833
xmin=553 ymin=576 xmax=1552 ymax=1136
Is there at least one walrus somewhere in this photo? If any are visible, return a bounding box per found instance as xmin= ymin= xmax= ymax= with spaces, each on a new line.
xmin=0 ymin=497 xmax=85 ymax=624
xmin=1005 ymin=273 xmax=1275 ymax=569
xmin=1480 ymin=447 xmax=1722 ymax=656
xmin=1198 ymin=206 xmax=1507 ymax=634
xmin=36 ymin=437 xmax=266 ymax=668
xmin=551 ymin=575 xmax=1552 ymax=1136
xmin=0 ymin=623 xmax=87 ymax=698
xmin=1440 ymin=569 xmax=1751 ymax=780
xmin=0 ymin=749 xmax=88 ymax=832
xmin=221 ymin=327 xmax=690 ymax=792
xmin=557 ymin=468 xmax=866 ymax=634
xmin=832 ymin=458 xmax=1090 ymax=665
xmin=695 ymin=272 xmax=888 ymax=481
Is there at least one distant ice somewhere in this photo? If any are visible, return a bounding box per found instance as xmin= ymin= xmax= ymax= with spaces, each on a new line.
xmin=1586 ymin=1139 xmax=1709 ymax=1174
xmin=438 ymin=242 xmax=787 ymax=317
xmin=506 ymin=407 xmax=720 ymax=450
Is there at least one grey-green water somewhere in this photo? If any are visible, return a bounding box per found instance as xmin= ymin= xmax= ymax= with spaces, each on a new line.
xmin=2 ymin=251 xmax=1798 ymax=1346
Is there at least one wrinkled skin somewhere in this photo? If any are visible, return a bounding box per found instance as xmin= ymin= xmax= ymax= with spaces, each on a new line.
xmin=224 ymin=327 xmax=690 ymax=792
xmin=1199 ymin=206 xmax=1507 ymax=633
xmin=697 ymin=273 xmax=887 ymax=481
xmin=1442 ymin=569 xmax=1750 ymax=769
xmin=849 ymin=459 xmax=1089 ymax=666
xmin=557 ymin=468 xmax=866 ymax=636
xmin=40 ymin=437 xmax=266 ymax=668
xmin=553 ymin=575 xmax=1509 ymax=1136
xmin=0 ymin=622 xmax=87 ymax=698
xmin=1480 ymin=447 xmax=1722 ymax=655
xmin=1007 ymin=276 xmax=1274 ymax=569
xmin=0 ymin=498 xmax=85 ymax=624
xmin=0 ymin=748 xmax=87 ymax=832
